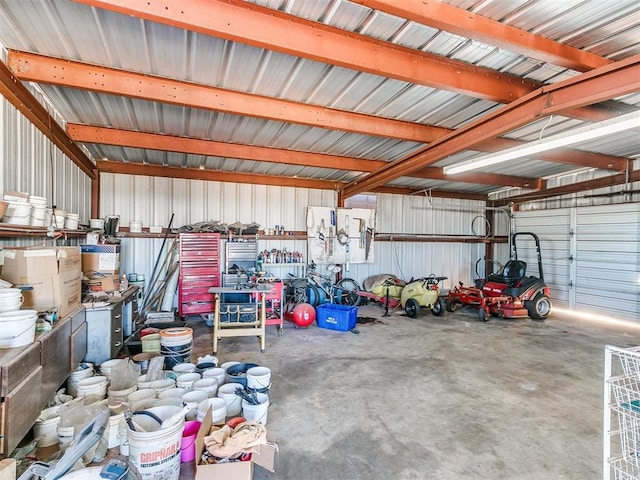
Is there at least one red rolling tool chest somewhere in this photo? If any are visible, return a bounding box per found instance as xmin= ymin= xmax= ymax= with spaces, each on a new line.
xmin=178 ymin=233 xmax=221 ymax=317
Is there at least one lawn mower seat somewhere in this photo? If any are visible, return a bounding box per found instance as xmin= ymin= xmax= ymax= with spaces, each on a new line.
xmin=502 ymin=260 xmax=527 ymax=286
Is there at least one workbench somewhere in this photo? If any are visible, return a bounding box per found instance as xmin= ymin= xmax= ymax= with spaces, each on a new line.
xmin=208 ymin=286 xmax=269 ymax=354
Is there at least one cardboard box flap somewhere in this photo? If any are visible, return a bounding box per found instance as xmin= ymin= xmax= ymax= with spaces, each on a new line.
xmin=195 ymin=408 xmax=277 ymax=479
xmin=252 ymin=435 xmax=277 ymax=473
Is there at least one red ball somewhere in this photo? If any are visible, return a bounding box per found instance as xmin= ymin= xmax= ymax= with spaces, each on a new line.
xmin=292 ymin=303 xmax=316 ymax=327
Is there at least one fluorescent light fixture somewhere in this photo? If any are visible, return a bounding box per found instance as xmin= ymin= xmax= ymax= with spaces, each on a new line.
xmin=443 ymin=110 xmax=640 ymax=175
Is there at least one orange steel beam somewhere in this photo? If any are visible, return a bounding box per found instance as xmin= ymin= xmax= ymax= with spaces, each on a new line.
xmin=341 ymin=53 xmax=640 ymax=198
xmin=97 ymin=160 xmax=342 ymax=190
xmin=0 ymin=60 xmax=95 ymax=179
xmin=96 ymin=159 xmax=487 ymax=199
xmin=9 ymin=52 xmax=626 ymax=172
xmin=69 ymin=124 xmax=381 ymax=172
xmin=492 ymin=169 xmax=640 ymax=206
xmin=7 ymin=51 xmax=439 ymax=144
xmin=371 ymin=187 xmax=488 ymax=201
xmin=72 ymin=0 xmax=614 ymax=122
xmin=68 ymin=124 xmax=543 ymax=188
xmin=91 ymin=169 xmax=100 ymax=218
xmin=351 ymin=0 xmax=611 ymax=72
xmin=74 ymin=0 xmax=536 ymax=104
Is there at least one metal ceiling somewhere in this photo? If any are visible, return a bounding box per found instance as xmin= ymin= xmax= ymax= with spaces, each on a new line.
xmin=0 ymin=0 xmax=638 ymax=204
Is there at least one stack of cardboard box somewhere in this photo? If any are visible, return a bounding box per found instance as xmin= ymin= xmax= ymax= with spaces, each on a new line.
xmin=81 ymin=244 xmax=121 ymax=293
xmin=0 ymin=246 xmax=82 ymax=317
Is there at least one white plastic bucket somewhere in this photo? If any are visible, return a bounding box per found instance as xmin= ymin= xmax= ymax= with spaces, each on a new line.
xmin=57 ymin=425 xmax=75 ymax=448
xmin=107 ymin=412 xmax=125 ymax=449
xmin=128 ymin=389 xmax=156 ymax=405
xmin=192 ymin=378 xmax=218 ymax=397
xmin=34 ymin=406 xmax=61 ymax=447
xmin=129 ymin=220 xmax=143 ymax=233
xmin=108 ymin=385 xmax=137 ymax=403
xmin=246 ymin=366 xmax=272 ymax=390
xmin=197 ymin=398 xmax=227 ymax=425
xmin=172 ymin=362 xmax=196 ymax=375
xmin=66 ymin=363 xmax=94 ymax=397
xmin=64 ymin=218 xmax=79 ymax=230
xmin=0 ymin=290 xmax=23 ymax=313
xmin=151 ymin=378 xmax=176 ymax=394
xmin=137 ymin=374 xmax=154 ymax=390
xmin=176 ymin=372 xmax=201 ymax=391
xmin=0 ymin=309 xmax=37 ymax=349
xmin=157 ymin=388 xmax=186 ymax=401
xmin=181 ymin=390 xmax=208 ymax=412
xmin=100 ymin=358 xmax=125 ymax=378
xmin=76 ymin=376 xmax=108 ymax=399
xmin=155 ymin=398 xmax=183 ymax=408
xmin=217 ymin=383 xmax=243 ymax=416
xmin=241 ymin=392 xmax=269 ymax=425
xmin=127 ymin=406 xmax=185 ymax=480
xmin=202 ymin=367 xmax=226 ymax=386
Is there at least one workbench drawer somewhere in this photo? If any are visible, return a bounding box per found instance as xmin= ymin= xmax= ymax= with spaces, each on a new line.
xmin=0 ymin=366 xmax=43 ymax=456
xmin=41 ymin=317 xmax=71 ymax=398
xmin=0 ymin=341 xmax=40 ymax=397
xmin=70 ymin=322 xmax=88 ymax=369
xmin=180 ymin=302 xmax=215 ymax=315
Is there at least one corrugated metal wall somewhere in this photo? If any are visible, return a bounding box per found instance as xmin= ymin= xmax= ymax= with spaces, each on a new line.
xmin=515 ymin=203 xmax=640 ymax=321
xmin=1 ymin=93 xmax=92 ymax=247
xmin=102 ymin=176 xmax=494 ymax=291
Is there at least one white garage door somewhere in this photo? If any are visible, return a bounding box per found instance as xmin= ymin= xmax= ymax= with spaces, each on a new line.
xmin=574 ymin=204 xmax=639 ymax=319
xmin=515 ymin=203 xmax=640 ymax=321
xmin=514 ymin=209 xmax=572 ymax=308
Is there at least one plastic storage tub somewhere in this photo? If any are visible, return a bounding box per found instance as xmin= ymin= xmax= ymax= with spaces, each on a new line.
xmin=316 ymin=304 xmax=358 ymax=332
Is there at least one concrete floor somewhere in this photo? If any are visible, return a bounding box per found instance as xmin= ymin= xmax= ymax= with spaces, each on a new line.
xmin=189 ymin=303 xmax=640 ymax=480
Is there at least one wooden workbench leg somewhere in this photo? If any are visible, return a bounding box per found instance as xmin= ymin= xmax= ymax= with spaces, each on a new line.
xmin=213 ymin=295 xmax=219 ymax=354
xmin=260 ymin=293 xmax=266 ymax=353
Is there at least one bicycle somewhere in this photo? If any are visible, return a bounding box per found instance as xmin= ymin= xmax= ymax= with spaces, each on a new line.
xmin=284 ymin=262 xmax=363 ymax=312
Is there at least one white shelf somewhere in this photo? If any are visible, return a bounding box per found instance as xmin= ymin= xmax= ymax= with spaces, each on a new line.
xmin=261 ymin=263 xmax=305 ymax=267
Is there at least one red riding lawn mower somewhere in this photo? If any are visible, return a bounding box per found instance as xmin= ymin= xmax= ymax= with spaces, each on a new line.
xmin=446 ymin=232 xmax=552 ymax=322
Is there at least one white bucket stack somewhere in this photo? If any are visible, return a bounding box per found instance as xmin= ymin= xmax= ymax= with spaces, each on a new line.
xmin=0 ymin=288 xmax=23 ymax=313
xmin=52 ymin=209 xmax=66 ymax=229
xmin=0 ymin=309 xmax=38 ymax=349
xmin=29 ymin=195 xmax=48 ymax=226
xmin=65 ymin=213 xmax=80 ymax=230
xmin=66 ymin=363 xmax=94 ymax=397
xmin=2 ymin=192 xmax=31 ymax=225
xmin=34 ymin=406 xmax=61 ymax=448
xmin=75 ymin=375 xmax=108 ymax=399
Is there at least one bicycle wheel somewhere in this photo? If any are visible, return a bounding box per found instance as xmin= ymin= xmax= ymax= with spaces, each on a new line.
xmin=336 ymin=278 xmax=363 ymax=306
xmin=305 ymin=284 xmax=322 ymax=307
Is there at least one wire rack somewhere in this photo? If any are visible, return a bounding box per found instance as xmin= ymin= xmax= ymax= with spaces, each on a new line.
xmin=605 ymin=346 xmax=640 ymax=480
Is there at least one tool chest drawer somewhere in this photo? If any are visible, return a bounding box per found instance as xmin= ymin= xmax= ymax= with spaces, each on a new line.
xmin=178 ymin=233 xmax=221 ymax=316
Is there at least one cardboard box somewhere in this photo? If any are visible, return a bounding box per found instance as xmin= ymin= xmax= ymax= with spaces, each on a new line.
xmin=195 ymin=411 xmax=277 ymax=480
xmin=83 ymin=273 xmax=120 ymax=293
xmin=81 ymin=244 xmax=121 ymax=274
xmin=57 ymin=246 xmax=82 ymax=273
xmin=0 ymin=247 xmax=58 ymax=280
xmin=0 ymin=247 xmax=82 ymax=317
